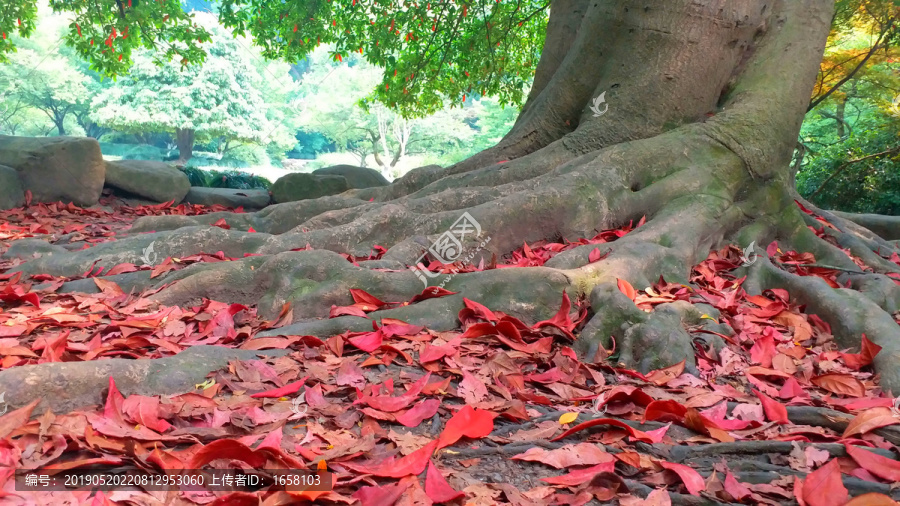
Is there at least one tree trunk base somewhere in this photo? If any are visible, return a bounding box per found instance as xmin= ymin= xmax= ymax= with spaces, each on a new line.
xmin=9 ymin=124 xmax=900 ymax=395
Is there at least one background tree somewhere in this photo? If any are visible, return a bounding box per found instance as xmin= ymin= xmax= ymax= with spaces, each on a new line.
xmin=10 ymin=0 xmax=900 ymax=398
xmin=797 ymin=0 xmax=900 ymax=213
xmin=90 ymin=13 xmax=295 ymax=162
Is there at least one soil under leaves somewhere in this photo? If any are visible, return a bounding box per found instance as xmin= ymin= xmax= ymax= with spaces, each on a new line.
xmin=1 ymin=197 xmax=900 ymax=506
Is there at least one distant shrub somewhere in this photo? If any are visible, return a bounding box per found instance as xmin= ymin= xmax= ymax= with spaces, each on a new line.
xmin=122 ymin=145 xmax=167 ymax=161
xmin=180 ymin=166 xmax=208 ymax=187
xmin=178 ymin=167 xmax=271 ymax=190
xmin=222 ymin=144 xmax=270 ymax=167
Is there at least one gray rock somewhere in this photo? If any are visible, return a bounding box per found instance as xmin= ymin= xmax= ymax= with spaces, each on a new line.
xmin=2 ymin=238 xmax=69 ymax=260
xmin=104 ymin=159 xmax=190 ymax=203
xmin=0 ymin=135 xmax=105 ymax=206
xmin=313 ymin=164 xmax=390 ymax=188
xmin=271 ymin=173 xmax=350 ymax=203
xmin=0 ymin=164 xmax=24 ymax=210
xmin=184 ymin=187 xmax=271 ymax=209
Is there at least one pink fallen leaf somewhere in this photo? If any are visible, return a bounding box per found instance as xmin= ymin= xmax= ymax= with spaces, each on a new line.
xmin=844 ymin=443 xmax=900 ymax=481
xmin=250 ymin=376 xmax=309 ymax=399
xmin=395 ymin=399 xmax=441 ymax=428
xmin=540 ymin=464 xmax=617 ymax=486
xmin=753 ymin=389 xmax=789 ymax=424
xmin=353 ymin=480 xmax=411 ymax=506
xmin=359 ymin=373 xmax=431 ymax=412
xmin=425 ymin=460 xmax=464 ymax=503
xmin=512 ymin=443 xmax=615 ymax=469
xmin=550 ymin=418 xmax=656 ymax=444
xmin=343 ymin=440 xmax=438 ymax=477
xmin=801 ymin=459 xmax=848 ymax=506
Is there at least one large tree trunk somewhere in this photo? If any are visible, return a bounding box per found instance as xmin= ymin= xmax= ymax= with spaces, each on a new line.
xmin=175 ymin=127 xmax=195 ymax=162
xmin=12 ymin=0 xmax=900 ymax=401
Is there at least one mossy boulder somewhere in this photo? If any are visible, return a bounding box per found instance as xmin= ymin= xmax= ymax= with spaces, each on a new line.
xmin=312 ymin=165 xmax=390 ymax=188
xmin=104 ymin=159 xmax=191 ymax=203
xmin=0 ymin=135 xmax=105 ymax=206
xmin=0 ymin=164 xmax=24 ymax=210
xmin=270 ymin=173 xmax=350 ymax=203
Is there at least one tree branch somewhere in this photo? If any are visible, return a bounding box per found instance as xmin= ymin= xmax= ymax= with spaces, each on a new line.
xmin=807 ymin=18 xmax=894 ymax=111
xmin=809 ymin=146 xmax=900 ymax=199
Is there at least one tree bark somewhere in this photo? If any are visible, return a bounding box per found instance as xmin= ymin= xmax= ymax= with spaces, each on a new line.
xmin=15 ymin=0 xmax=900 ymax=405
xmin=175 ymin=127 xmax=195 ymax=162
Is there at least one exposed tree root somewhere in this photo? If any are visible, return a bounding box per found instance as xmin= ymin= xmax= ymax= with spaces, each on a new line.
xmin=0 ymin=346 xmax=287 ymax=415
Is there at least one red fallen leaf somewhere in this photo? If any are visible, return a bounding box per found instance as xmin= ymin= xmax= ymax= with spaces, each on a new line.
xmin=841 ymin=335 xmax=882 ymax=370
xmin=105 ymin=263 xmax=139 ymax=276
xmin=462 ymin=297 xmax=498 ymax=321
xmin=645 ymin=360 xmax=685 ymax=386
xmin=588 ymin=247 xmax=609 ymax=263
xmin=409 ymin=286 xmax=457 ymax=303
xmin=844 ymin=443 xmax=900 ymax=481
xmin=353 ymin=480 xmax=412 ymax=506
xmin=642 ymin=489 xmax=672 ymax=506
xmin=843 ymin=407 xmax=899 ymax=438
xmin=247 ymin=226 xmax=256 ymax=233
xmin=44 ymin=456 xmax=124 ymax=471
xmin=533 ymin=292 xmax=575 ymax=335
xmin=395 ymin=399 xmax=441 ymax=427
xmin=345 ymin=440 xmax=438 ymax=477
xmin=425 ymin=460 xmax=465 ymax=503
xmin=348 ymin=330 xmax=384 ymax=352
xmin=511 ymin=443 xmax=615 ymax=469
xmin=350 ymin=288 xmax=388 ymax=310
xmin=540 ymin=464 xmax=617 ymax=486
xmin=551 ymin=418 xmax=656 ymax=444
xmin=658 ymin=461 xmax=705 ymax=496
xmin=498 ymin=335 xmax=554 ymax=354
xmin=250 ymin=376 xmax=309 ymax=398
xmin=208 ymin=492 xmax=261 ymax=506
xmin=801 ymin=459 xmax=847 ymax=506
xmin=148 ymin=447 xmax=184 ymax=470
xmin=779 ymin=377 xmax=808 ymax=399
xmin=844 ymin=493 xmax=899 ymax=506
xmin=460 ymin=321 xmax=500 ymax=339
xmin=189 ymin=439 xmax=268 ymax=468
xmin=122 ymin=395 xmax=172 ymax=433
xmin=749 ymin=331 xmax=777 ymax=368
xmin=811 ymin=374 xmax=866 ymax=397
xmin=419 ymin=343 xmax=456 ymax=363
xmin=753 ymin=389 xmax=789 ymax=424
xmin=330 ymin=305 xmax=369 ymax=318
xmin=832 ymin=397 xmax=894 ymax=410
xmin=644 ymin=400 xmax=687 ymax=424
xmin=104 ymin=377 xmax=125 ymax=423
xmin=723 ymin=471 xmax=752 ymax=501
xmin=437 ymin=405 xmax=497 ymax=448
xmin=0 ymin=398 xmax=40 ymax=438
xmin=211 ymin=218 xmax=230 ymax=229
xmin=617 ymin=278 xmax=637 ymax=301
xmin=359 ymin=372 xmax=430 ymax=412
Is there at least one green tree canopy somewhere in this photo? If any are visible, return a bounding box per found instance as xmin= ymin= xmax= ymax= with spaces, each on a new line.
xmin=1 ymin=0 xmax=547 ymax=117
xmin=90 ymin=13 xmax=296 ymax=161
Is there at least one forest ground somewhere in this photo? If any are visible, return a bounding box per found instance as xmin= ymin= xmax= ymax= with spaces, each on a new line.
xmin=0 ymin=196 xmax=899 ymax=505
